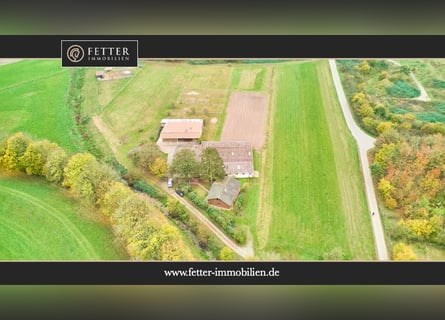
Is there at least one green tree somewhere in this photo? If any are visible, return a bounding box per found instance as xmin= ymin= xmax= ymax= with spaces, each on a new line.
xmin=20 ymin=143 xmax=45 ymax=176
xmin=195 ymin=224 xmax=210 ymax=249
xmin=377 ymin=121 xmax=394 ymax=134
xmin=400 ymin=65 xmax=411 ymax=75
xmin=131 ymin=143 xmax=163 ymax=171
xmin=0 ymin=132 xmax=30 ymax=171
xmin=357 ymin=60 xmax=371 ymax=74
xmin=351 ymin=92 xmax=367 ymax=105
xmin=219 ymin=246 xmax=235 ymax=260
xmin=393 ymin=242 xmax=417 ymax=260
xmin=141 ymin=224 xmax=186 ymax=260
xmin=20 ymin=140 xmax=57 ymax=176
xmin=62 ymin=153 xmax=97 ymax=189
xmin=75 ymin=161 xmax=115 ymax=203
xmin=357 ymin=101 xmax=374 ymax=118
xmin=378 ymin=71 xmax=389 ymax=80
xmin=200 ymin=147 xmax=226 ymax=183
xmin=98 ymin=181 xmax=133 ymax=216
xmin=44 ymin=146 xmax=68 ymax=184
xmin=150 ymin=157 xmax=168 ymax=178
xmin=169 ymin=149 xmax=199 ymax=182
xmin=166 ymin=199 xmax=189 ymax=223
xmin=62 ymin=153 xmax=113 ymax=203
xmin=378 ymin=177 xmax=393 ymax=199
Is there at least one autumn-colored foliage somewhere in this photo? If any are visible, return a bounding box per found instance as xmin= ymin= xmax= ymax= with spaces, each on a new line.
xmin=372 ymin=130 xmax=445 ymax=247
xmin=0 ymin=133 xmax=195 ymax=260
xmin=393 ymin=242 xmax=417 ymax=260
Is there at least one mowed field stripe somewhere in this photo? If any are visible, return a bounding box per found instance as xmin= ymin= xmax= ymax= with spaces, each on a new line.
xmin=317 ymin=61 xmax=375 ymax=259
xmin=259 ymin=61 xmax=372 ymax=259
xmin=0 ymin=184 xmax=99 ymax=259
xmin=0 ymin=219 xmax=56 ymax=260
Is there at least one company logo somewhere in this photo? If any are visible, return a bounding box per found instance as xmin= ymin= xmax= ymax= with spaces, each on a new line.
xmin=61 ymin=40 xmax=138 ymax=67
xmin=66 ymin=45 xmax=85 ymax=63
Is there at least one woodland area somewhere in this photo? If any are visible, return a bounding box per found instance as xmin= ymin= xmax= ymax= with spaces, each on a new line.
xmin=338 ymin=59 xmax=445 ymax=258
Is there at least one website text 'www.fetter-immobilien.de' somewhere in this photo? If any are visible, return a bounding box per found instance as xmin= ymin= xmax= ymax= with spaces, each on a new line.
xmin=164 ymin=267 xmax=280 ymax=278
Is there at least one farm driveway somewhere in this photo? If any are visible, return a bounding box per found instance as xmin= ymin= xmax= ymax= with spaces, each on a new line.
xmin=329 ymin=59 xmax=389 ymax=261
xmin=161 ymin=182 xmax=254 ymax=259
xmin=93 ymin=116 xmax=120 ymax=155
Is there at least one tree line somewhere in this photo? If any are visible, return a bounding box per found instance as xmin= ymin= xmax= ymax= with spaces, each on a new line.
xmin=130 ymin=143 xmax=225 ymax=183
xmin=0 ymin=132 xmax=195 ymax=260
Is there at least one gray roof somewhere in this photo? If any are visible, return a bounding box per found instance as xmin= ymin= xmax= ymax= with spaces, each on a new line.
xmin=198 ymin=141 xmax=254 ymax=176
xmin=206 ymin=176 xmax=241 ymax=207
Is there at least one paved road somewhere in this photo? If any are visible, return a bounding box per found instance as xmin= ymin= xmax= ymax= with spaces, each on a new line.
xmin=329 ymin=59 xmax=389 ymax=260
xmin=162 ymin=183 xmax=254 ymax=259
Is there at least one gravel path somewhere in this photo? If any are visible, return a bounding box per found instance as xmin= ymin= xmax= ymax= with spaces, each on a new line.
xmin=329 ymin=59 xmax=389 ymax=260
xmin=387 ymin=59 xmax=431 ymax=101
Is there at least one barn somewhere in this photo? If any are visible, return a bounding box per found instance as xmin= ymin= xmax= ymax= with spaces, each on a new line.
xmin=159 ymin=119 xmax=203 ymax=143
xmin=198 ymin=141 xmax=254 ymax=178
xmin=206 ymin=176 xmax=241 ymax=210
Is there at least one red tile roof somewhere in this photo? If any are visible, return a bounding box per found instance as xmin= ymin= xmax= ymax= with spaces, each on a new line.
xmin=160 ymin=120 xmax=203 ymax=139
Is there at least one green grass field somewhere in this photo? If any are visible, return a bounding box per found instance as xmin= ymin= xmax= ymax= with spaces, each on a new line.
xmin=257 ymin=61 xmax=374 ymax=260
xmin=0 ymin=175 xmax=125 ymax=260
xmin=0 ymin=60 xmax=83 ymax=152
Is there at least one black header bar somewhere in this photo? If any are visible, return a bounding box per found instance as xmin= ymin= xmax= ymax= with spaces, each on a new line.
xmin=1 ymin=35 xmax=445 ymax=58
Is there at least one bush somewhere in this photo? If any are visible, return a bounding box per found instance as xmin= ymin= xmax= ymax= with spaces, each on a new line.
xmin=390 ymin=107 xmax=408 ymax=115
xmin=386 ymin=81 xmax=420 ymax=98
xmin=436 ymin=103 xmax=445 ymax=113
xmin=133 ymin=179 xmax=167 ymax=205
xmin=431 ymin=79 xmax=445 ymax=88
xmin=416 ymin=112 xmax=445 ymax=124
xmin=336 ymin=60 xmax=361 ymax=72
xmin=105 ymin=156 xmax=128 ymax=176
xmin=167 ymin=200 xmax=189 ymax=224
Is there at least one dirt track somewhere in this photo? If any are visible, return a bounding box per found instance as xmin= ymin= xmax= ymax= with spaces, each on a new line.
xmin=220 ymin=92 xmax=269 ymax=149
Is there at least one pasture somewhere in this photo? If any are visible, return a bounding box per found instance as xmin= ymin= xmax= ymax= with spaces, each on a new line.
xmin=0 ymin=175 xmax=125 ymax=260
xmin=257 ymin=61 xmax=375 ymax=260
xmin=0 ymin=60 xmax=82 ymax=153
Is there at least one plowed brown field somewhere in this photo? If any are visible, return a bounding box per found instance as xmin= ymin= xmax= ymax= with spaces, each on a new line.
xmin=220 ymin=92 xmax=269 ymax=149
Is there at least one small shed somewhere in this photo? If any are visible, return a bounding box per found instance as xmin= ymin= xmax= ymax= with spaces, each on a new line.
xmin=206 ymin=176 xmax=241 ymax=210
xmin=95 ymin=71 xmax=105 ymax=80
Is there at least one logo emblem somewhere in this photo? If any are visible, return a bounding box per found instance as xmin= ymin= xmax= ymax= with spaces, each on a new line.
xmin=66 ymin=45 xmax=85 ymax=63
